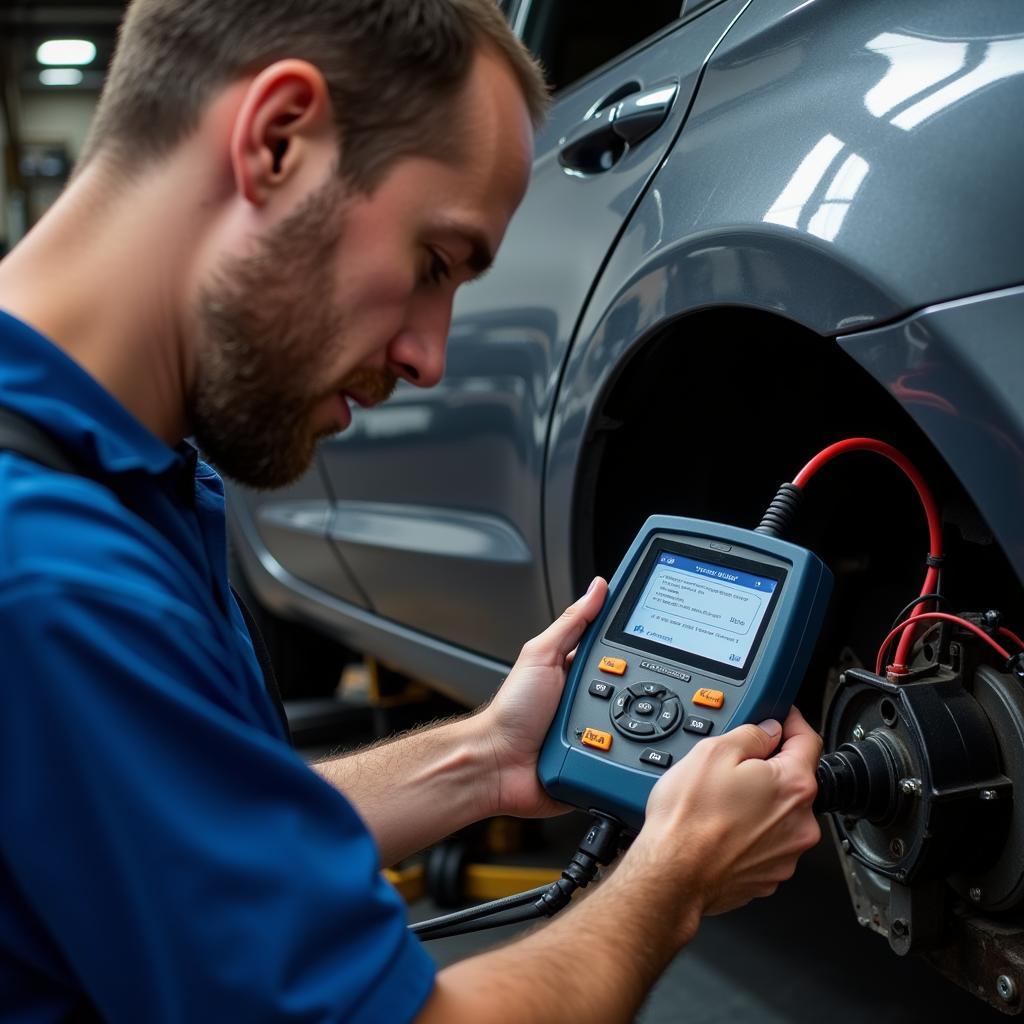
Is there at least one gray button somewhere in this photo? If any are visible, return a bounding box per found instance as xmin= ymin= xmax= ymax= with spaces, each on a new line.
xmin=683 ymin=715 xmax=713 ymax=736
xmin=634 ymin=699 xmax=656 ymax=716
xmin=657 ymin=699 xmax=681 ymax=730
xmin=640 ymin=748 xmax=673 ymax=768
xmin=612 ymin=692 xmax=630 ymax=719
xmin=624 ymin=718 xmax=655 ymax=736
xmin=588 ymin=680 xmax=613 ymax=700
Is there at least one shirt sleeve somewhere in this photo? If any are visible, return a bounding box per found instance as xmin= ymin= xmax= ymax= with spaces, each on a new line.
xmin=0 ymin=574 xmax=436 ymax=1024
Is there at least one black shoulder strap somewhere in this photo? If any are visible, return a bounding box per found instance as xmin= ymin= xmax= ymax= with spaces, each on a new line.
xmin=0 ymin=403 xmax=291 ymax=743
xmin=0 ymin=404 xmax=82 ymax=476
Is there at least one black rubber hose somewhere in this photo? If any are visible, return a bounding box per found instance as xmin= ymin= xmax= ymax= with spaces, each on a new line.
xmin=755 ymin=483 xmax=803 ymax=538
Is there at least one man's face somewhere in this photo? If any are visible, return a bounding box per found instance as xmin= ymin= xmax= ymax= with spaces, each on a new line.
xmin=189 ymin=50 xmax=533 ymax=489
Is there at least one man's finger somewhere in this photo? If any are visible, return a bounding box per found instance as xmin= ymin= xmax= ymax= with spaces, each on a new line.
xmin=708 ymin=719 xmax=783 ymax=765
xmin=519 ymin=577 xmax=607 ymax=666
xmin=772 ymin=706 xmax=824 ymax=773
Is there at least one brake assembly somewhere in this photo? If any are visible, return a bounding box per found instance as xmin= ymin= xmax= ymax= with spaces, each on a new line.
xmin=818 ymin=622 xmax=1024 ymax=1013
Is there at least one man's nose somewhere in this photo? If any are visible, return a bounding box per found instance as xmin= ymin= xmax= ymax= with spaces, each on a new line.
xmin=387 ymin=306 xmax=450 ymax=389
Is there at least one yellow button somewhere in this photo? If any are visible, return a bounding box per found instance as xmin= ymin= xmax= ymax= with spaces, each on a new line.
xmin=581 ymin=728 xmax=613 ymax=751
xmin=598 ymin=656 xmax=627 ymax=676
xmin=693 ymin=688 xmax=725 ymax=710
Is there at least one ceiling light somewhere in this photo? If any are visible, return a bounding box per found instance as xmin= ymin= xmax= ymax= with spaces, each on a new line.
xmin=37 ymin=39 xmax=96 ymax=66
xmin=39 ymin=68 xmax=84 ymax=87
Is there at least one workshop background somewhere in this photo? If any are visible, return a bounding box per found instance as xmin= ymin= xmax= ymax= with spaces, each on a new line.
xmin=0 ymin=2 xmax=1015 ymax=1021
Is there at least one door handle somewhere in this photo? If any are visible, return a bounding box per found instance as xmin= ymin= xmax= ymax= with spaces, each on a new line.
xmin=559 ymin=81 xmax=678 ymax=174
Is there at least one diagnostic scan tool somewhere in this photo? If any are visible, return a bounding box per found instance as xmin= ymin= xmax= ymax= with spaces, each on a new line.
xmin=539 ymin=516 xmax=832 ymax=830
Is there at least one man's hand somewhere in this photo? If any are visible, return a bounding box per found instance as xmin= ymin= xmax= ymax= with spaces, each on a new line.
xmin=627 ymin=706 xmax=823 ymax=944
xmin=419 ymin=704 xmax=823 ymax=1024
xmin=312 ymin=578 xmax=607 ymax=863
xmin=473 ymin=576 xmax=608 ymax=819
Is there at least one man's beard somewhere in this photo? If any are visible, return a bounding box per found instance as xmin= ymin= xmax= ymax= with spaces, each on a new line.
xmin=189 ymin=175 xmax=395 ymax=489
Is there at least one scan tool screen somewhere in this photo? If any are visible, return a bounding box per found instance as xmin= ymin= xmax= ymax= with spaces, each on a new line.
xmin=619 ymin=550 xmax=781 ymax=673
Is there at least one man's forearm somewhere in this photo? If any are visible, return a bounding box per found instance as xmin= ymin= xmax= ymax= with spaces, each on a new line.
xmin=313 ymin=713 xmax=498 ymax=866
xmin=418 ymin=841 xmax=700 ymax=1024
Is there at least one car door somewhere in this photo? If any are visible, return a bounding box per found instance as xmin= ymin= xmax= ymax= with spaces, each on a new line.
xmin=318 ymin=0 xmax=750 ymax=663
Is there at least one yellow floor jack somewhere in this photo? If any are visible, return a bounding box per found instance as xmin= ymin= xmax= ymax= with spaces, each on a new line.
xmin=385 ymin=817 xmax=563 ymax=908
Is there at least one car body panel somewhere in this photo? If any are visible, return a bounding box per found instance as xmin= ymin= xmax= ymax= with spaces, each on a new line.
xmin=544 ymin=0 xmax=1024 ymax=611
xmin=838 ymin=284 xmax=1024 ymax=583
xmin=229 ymin=463 xmax=370 ymax=609
xmin=227 ymin=494 xmax=509 ymax=703
xmin=644 ymin=0 xmax=1024 ymax=328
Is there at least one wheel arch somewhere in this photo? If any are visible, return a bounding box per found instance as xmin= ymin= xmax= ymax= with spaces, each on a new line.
xmin=543 ymin=296 xmax=1023 ymax=715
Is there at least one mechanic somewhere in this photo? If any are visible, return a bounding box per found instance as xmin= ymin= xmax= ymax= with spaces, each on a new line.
xmin=0 ymin=1 xmax=822 ymax=1021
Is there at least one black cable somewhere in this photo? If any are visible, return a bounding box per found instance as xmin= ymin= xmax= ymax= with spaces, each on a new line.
xmin=881 ymin=588 xmax=947 ymax=671
xmin=887 ymin=591 xmax=946 ymax=634
xmin=414 ymin=901 xmax=546 ymax=941
xmin=412 ymin=812 xmax=625 ymax=942
xmin=409 ymin=884 xmax=550 ymax=937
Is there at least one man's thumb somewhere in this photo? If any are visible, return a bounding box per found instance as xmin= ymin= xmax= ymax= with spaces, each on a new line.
xmin=721 ymin=719 xmax=783 ymax=762
xmin=521 ymin=577 xmax=607 ymax=664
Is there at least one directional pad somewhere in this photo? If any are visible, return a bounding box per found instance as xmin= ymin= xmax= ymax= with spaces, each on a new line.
xmin=609 ymin=684 xmax=683 ymax=741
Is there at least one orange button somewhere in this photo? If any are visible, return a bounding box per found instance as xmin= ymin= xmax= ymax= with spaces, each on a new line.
xmin=693 ymin=688 xmax=725 ymax=710
xmin=598 ymin=656 xmax=627 ymax=676
xmin=581 ymin=728 xmax=613 ymax=752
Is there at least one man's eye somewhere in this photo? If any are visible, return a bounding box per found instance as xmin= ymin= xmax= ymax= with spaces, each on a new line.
xmin=426 ymin=250 xmax=452 ymax=286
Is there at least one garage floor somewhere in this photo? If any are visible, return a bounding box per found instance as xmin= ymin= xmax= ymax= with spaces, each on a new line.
xmin=409 ymin=820 xmax=1007 ymax=1023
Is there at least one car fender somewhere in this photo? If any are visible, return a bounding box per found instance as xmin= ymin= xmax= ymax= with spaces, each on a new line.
xmin=544 ymin=0 xmax=1024 ymax=609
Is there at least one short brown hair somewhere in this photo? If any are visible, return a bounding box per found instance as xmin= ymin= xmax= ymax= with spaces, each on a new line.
xmin=81 ymin=0 xmax=547 ymax=189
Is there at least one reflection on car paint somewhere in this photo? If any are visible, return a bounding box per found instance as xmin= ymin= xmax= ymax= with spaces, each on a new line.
xmin=764 ymin=134 xmax=871 ymax=242
xmin=866 ymin=32 xmax=1024 ymax=132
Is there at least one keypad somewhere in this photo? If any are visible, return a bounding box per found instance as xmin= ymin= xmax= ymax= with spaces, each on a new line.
xmin=583 ymin=651 xmax=723 ymax=748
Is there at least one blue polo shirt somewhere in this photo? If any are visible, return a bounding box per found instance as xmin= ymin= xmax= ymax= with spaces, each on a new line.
xmin=0 ymin=310 xmax=436 ymax=1022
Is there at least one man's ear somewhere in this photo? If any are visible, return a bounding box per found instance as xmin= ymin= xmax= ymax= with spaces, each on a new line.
xmin=229 ymin=59 xmax=334 ymax=206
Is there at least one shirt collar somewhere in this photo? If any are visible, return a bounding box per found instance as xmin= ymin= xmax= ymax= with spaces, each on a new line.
xmin=0 ymin=308 xmax=188 ymax=482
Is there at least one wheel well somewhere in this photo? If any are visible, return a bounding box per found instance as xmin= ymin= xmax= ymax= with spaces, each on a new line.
xmin=574 ymin=308 xmax=1023 ymax=721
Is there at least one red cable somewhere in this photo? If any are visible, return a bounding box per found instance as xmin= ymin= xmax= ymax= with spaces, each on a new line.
xmin=874 ymin=612 xmax=1011 ymax=676
xmin=793 ymin=438 xmax=944 ymax=673
xmin=999 ymin=626 xmax=1024 ymax=651
xmin=793 ymin=438 xmax=942 ymax=553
